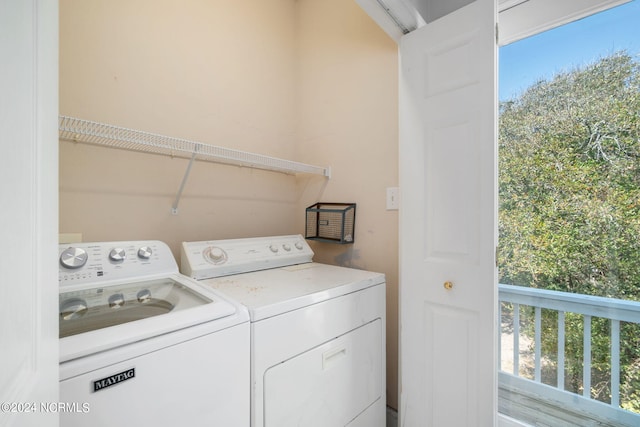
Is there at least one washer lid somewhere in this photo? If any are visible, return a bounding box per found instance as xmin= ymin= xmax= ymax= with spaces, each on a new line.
xmin=59 ymin=277 xmax=218 ymax=338
xmin=202 ymin=263 xmax=385 ymax=321
xmin=59 ymin=274 xmax=238 ymax=362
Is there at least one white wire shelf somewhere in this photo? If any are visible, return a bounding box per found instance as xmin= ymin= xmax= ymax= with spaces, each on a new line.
xmin=59 ymin=116 xmax=331 ymax=214
xmin=58 ymin=116 xmax=331 ymax=177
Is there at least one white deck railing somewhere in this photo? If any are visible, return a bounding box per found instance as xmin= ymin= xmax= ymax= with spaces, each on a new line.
xmin=498 ymin=284 xmax=640 ymax=426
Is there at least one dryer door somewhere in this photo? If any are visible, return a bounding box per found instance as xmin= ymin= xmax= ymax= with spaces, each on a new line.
xmin=263 ymin=319 xmax=384 ymax=426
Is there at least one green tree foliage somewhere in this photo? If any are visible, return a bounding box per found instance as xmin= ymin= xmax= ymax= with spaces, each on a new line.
xmin=498 ymin=51 xmax=640 ymax=411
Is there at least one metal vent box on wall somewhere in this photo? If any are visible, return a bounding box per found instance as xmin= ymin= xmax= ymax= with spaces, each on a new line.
xmin=305 ymin=203 xmax=356 ymax=244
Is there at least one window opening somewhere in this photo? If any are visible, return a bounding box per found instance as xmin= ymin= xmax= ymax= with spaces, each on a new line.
xmin=498 ymin=2 xmax=640 ymax=425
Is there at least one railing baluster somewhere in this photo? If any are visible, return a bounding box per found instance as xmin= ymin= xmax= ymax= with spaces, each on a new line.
xmin=513 ymin=303 xmax=520 ymax=376
xmin=535 ymin=306 xmax=541 ymax=382
xmin=583 ymin=315 xmax=591 ymax=399
xmin=498 ymin=283 xmax=640 ymax=421
xmin=558 ymin=311 xmax=565 ymax=390
xmin=611 ymin=319 xmax=620 ymax=408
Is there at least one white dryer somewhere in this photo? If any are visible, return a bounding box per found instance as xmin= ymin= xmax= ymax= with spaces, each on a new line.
xmin=181 ymin=235 xmax=386 ymax=427
xmin=58 ymin=240 xmax=250 ymax=426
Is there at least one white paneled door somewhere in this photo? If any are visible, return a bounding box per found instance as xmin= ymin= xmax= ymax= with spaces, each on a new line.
xmin=0 ymin=1 xmax=59 ymax=426
xmin=398 ymin=0 xmax=498 ymax=425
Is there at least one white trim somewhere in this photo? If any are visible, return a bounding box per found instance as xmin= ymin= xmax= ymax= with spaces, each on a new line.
xmin=498 ymin=0 xmax=631 ymax=45
xmin=354 ymin=0 xmax=424 ymax=42
xmin=354 ymin=0 xmax=406 ymax=42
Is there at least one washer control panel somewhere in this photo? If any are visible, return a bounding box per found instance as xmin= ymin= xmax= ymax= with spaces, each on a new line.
xmin=181 ymin=234 xmax=314 ymax=279
xmin=59 ymin=240 xmax=177 ymax=287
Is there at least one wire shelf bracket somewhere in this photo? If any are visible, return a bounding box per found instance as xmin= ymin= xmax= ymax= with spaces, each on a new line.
xmin=59 ymin=116 xmax=331 ymax=214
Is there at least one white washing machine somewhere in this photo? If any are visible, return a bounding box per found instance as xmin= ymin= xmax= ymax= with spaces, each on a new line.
xmin=58 ymin=240 xmax=250 ymax=426
xmin=181 ymin=235 xmax=386 ymax=427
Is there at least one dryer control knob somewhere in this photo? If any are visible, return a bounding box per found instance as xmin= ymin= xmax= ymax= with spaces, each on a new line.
xmin=269 ymin=244 xmax=279 ymax=253
xmin=60 ymin=247 xmax=88 ymax=269
xmin=295 ymin=242 xmax=304 ymax=250
xmin=204 ymin=246 xmax=227 ymax=264
xmin=109 ymin=247 xmax=126 ymax=262
xmin=138 ymin=246 xmax=153 ymax=260
xmin=282 ymin=244 xmax=291 ymax=251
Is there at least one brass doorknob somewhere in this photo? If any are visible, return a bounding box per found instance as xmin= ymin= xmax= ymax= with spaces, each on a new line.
xmin=444 ymin=281 xmax=453 ymax=290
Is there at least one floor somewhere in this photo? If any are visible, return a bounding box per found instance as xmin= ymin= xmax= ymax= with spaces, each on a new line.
xmin=387 ymin=406 xmax=398 ymax=427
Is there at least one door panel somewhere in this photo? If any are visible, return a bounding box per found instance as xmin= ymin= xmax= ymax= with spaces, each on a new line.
xmin=399 ymin=0 xmax=497 ymax=425
xmin=423 ymin=34 xmax=482 ymax=97
xmin=424 ymin=302 xmax=479 ymax=426
xmin=426 ymin=120 xmax=480 ymax=262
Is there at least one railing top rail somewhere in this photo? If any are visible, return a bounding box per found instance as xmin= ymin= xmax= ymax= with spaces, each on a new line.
xmin=499 ymin=283 xmax=640 ymax=323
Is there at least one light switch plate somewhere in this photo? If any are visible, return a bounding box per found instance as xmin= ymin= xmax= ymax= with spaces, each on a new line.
xmin=386 ymin=187 xmax=399 ymax=210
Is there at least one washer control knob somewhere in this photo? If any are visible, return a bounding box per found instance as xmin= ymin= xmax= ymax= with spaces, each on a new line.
xmin=295 ymin=242 xmax=304 ymax=250
xmin=109 ymin=247 xmax=126 ymax=262
xmin=137 ymin=289 xmax=152 ymax=303
xmin=108 ymin=293 xmax=125 ymax=309
xmin=282 ymin=244 xmax=291 ymax=251
xmin=269 ymin=244 xmax=279 ymax=253
xmin=138 ymin=246 xmax=153 ymax=260
xmin=204 ymin=246 xmax=227 ymax=264
xmin=60 ymin=298 xmax=88 ymax=320
xmin=60 ymin=247 xmax=88 ymax=269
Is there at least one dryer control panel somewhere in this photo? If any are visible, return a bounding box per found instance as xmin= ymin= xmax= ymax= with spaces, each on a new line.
xmin=181 ymin=235 xmax=314 ymax=279
xmin=59 ymin=240 xmax=177 ymax=287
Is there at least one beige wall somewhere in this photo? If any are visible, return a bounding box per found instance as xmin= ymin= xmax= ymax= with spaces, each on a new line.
xmin=60 ymin=0 xmax=299 ymax=247
xmin=295 ymin=0 xmax=399 ymax=409
xmin=59 ymin=0 xmax=399 ymax=409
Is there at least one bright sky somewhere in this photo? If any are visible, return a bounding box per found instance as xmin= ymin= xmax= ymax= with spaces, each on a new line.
xmin=499 ymin=0 xmax=640 ymax=101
